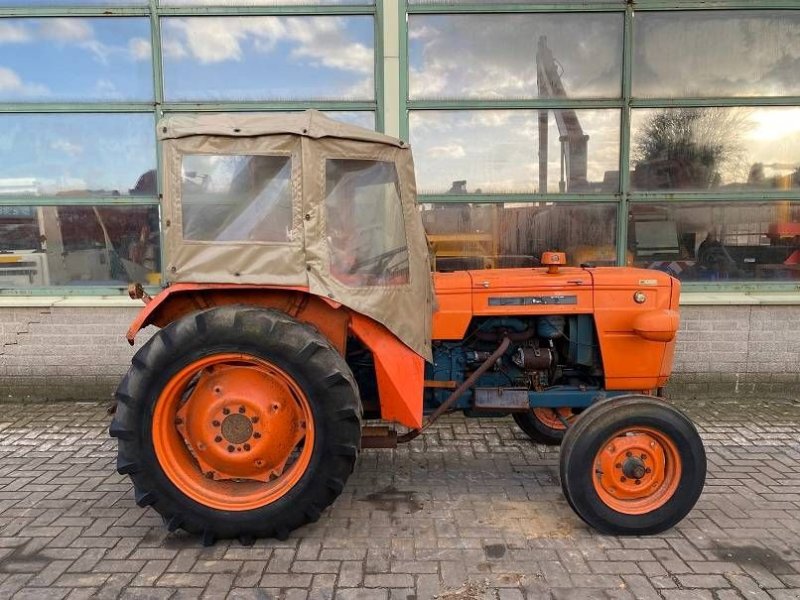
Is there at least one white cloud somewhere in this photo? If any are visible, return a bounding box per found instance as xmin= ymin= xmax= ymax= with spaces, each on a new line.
xmin=426 ymin=144 xmax=466 ymax=159
xmin=164 ymin=16 xmax=372 ymax=74
xmin=0 ymin=66 xmax=49 ymax=97
xmin=0 ymin=22 xmax=30 ymax=44
xmin=38 ymin=19 xmax=93 ymax=43
xmin=128 ymin=37 xmax=152 ymax=61
xmin=50 ymin=139 xmax=84 ymax=158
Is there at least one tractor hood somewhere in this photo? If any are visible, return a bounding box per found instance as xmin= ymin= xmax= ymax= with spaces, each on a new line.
xmin=158 ymin=111 xmax=433 ymax=361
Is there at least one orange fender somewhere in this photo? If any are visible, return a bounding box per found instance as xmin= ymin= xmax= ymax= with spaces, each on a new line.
xmin=349 ymin=313 xmax=424 ymax=429
xmin=126 ymin=283 xmax=424 ymax=429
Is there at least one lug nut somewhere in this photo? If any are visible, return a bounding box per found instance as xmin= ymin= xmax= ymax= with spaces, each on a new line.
xmin=239 ymin=406 xmax=246 ymax=414
xmin=227 ymin=445 xmax=234 ymax=453
xmin=645 ymin=467 xmax=652 ymax=473
xmin=620 ymin=476 xmax=627 ymax=482
xmin=626 ymin=451 xmax=632 ymax=457
xmin=615 ymin=463 xmax=622 ymax=469
xmin=635 ymin=479 xmax=641 ymax=485
xmin=641 ymin=454 xmax=647 ymax=460
xmin=223 ymin=408 xmax=230 ymax=415
xmin=214 ymin=436 xmax=222 ymax=443
xmin=212 ymin=420 xmax=220 ymax=427
xmin=251 ymin=416 xmax=259 ymax=424
xmin=243 ymin=443 xmax=251 ymax=451
xmin=254 ymin=432 xmax=261 ymax=439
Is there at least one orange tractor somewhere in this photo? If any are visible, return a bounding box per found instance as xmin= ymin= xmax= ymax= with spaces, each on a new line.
xmin=110 ymin=111 xmax=705 ymax=544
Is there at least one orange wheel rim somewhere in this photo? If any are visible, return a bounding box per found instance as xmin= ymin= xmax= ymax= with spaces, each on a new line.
xmin=152 ymin=353 xmax=314 ymax=511
xmin=593 ymin=426 xmax=682 ymax=515
xmin=533 ymin=407 xmax=576 ymax=430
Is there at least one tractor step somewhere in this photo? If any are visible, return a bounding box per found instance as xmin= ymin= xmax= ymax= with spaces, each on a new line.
xmin=473 ymin=387 xmax=530 ymax=411
xmin=361 ymin=426 xmax=398 ymax=448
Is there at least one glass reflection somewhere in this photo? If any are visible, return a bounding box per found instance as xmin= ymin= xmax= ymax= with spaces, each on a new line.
xmin=634 ymin=11 xmax=800 ymax=98
xmin=409 ymin=13 xmax=622 ymax=100
xmin=631 ymin=107 xmax=800 ymax=192
xmin=422 ymin=203 xmax=617 ymax=271
xmin=629 ymin=202 xmax=800 ymax=282
xmin=0 ymin=114 xmax=156 ymax=197
xmin=162 ymin=16 xmax=375 ymax=101
xmin=0 ymin=204 xmax=160 ymax=287
xmin=163 ymin=0 xmax=371 ymax=4
xmin=0 ymin=18 xmax=153 ymax=101
xmin=410 ymin=110 xmax=620 ymax=194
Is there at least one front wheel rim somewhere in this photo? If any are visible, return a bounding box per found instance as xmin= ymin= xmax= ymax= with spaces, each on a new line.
xmin=152 ymin=353 xmax=315 ymax=511
xmin=592 ymin=426 xmax=682 ymax=515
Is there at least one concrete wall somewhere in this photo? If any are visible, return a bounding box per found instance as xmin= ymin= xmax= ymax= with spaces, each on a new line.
xmin=0 ymin=304 xmax=797 ymax=401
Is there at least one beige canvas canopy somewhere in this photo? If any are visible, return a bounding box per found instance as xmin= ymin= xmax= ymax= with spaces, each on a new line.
xmin=159 ymin=110 xmax=433 ymax=360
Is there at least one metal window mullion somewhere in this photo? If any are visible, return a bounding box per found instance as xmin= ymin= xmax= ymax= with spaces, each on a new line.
xmin=149 ymin=0 xmax=167 ymax=290
xmin=406 ymin=3 xmax=625 ymax=15
xmin=418 ymin=193 xmax=620 ymax=204
xmin=630 ymin=191 xmax=800 ymax=203
xmin=159 ymin=101 xmax=377 ymax=113
xmin=633 ymin=0 xmax=800 ymax=11
xmin=399 ymin=0 xmax=409 ymax=141
xmin=0 ymin=103 xmax=154 ymax=113
xmin=374 ymin=0 xmax=385 ymax=132
xmin=617 ymin=2 xmax=633 ymax=267
xmin=0 ymin=7 xmax=148 ymax=17
xmin=156 ymin=5 xmax=376 ymax=17
xmin=408 ymin=98 xmax=623 ymax=110
xmin=0 ymin=196 xmax=159 ymax=207
xmin=631 ymin=96 xmax=800 ymax=108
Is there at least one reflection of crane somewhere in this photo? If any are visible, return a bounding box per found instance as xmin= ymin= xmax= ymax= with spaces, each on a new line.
xmin=536 ymin=36 xmax=589 ymax=193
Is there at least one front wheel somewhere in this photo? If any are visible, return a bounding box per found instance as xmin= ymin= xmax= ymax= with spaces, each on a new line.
xmin=109 ymin=306 xmax=362 ymax=544
xmin=559 ymin=396 xmax=706 ymax=536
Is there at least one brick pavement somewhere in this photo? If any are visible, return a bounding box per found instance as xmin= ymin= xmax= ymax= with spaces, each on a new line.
xmin=0 ymin=396 xmax=798 ymax=599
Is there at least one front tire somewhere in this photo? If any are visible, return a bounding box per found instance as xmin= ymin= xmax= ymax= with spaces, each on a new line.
xmin=109 ymin=306 xmax=362 ymax=544
xmin=559 ymin=395 xmax=705 ymax=536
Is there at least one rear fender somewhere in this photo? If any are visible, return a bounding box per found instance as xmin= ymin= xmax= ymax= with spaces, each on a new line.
xmin=126 ymin=283 xmax=424 ymax=429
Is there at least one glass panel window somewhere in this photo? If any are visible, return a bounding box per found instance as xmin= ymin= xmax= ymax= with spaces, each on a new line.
xmin=162 ymin=16 xmax=375 ymax=101
xmin=628 ymin=202 xmax=800 ymax=282
xmin=631 ymin=107 xmax=800 ymax=192
xmin=409 ymin=13 xmax=622 ymax=100
xmin=409 ymin=0 xmax=620 ymax=4
xmin=0 ymin=204 xmax=160 ymax=288
xmin=410 ymin=109 xmax=620 ymax=194
xmin=325 ymin=159 xmax=409 ymax=286
xmin=0 ymin=18 xmax=153 ymax=101
xmin=181 ymin=155 xmax=293 ymax=243
xmin=0 ymin=114 xmax=156 ymax=197
xmin=422 ymin=203 xmax=617 ymax=271
xmin=633 ymin=11 xmax=800 ymax=98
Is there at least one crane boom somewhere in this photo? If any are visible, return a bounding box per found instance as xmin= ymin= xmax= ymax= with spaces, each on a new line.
xmin=536 ymin=35 xmax=590 ymax=192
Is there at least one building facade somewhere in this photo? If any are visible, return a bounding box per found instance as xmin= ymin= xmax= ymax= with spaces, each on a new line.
xmin=1 ymin=0 xmax=799 ymax=399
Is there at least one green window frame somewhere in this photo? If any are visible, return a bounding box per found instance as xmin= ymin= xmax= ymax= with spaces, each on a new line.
xmin=400 ymin=0 xmax=800 ymax=294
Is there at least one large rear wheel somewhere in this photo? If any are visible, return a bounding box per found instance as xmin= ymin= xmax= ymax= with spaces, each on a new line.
xmin=110 ymin=306 xmax=362 ymax=544
xmin=559 ymin=396 xmax=705 ymax=535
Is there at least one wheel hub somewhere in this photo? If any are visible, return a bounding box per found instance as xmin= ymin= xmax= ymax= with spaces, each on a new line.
xmin=592 ymin=427 xmax=681 ymax=515
xmin=221 ymin=413 xmax=253 ymax=445
xmin=174 ymin=363 xmax=307 ymax=483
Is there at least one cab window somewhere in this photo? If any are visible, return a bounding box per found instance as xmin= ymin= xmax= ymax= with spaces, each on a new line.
xmin=324 ymin=159 xmax=409 ymax=286
xmin=181 ymin=154 xmax=293 ymax=243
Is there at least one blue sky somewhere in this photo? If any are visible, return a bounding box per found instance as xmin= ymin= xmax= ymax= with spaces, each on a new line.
xmin=0 ymin=18 xmax=153 ymax=101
